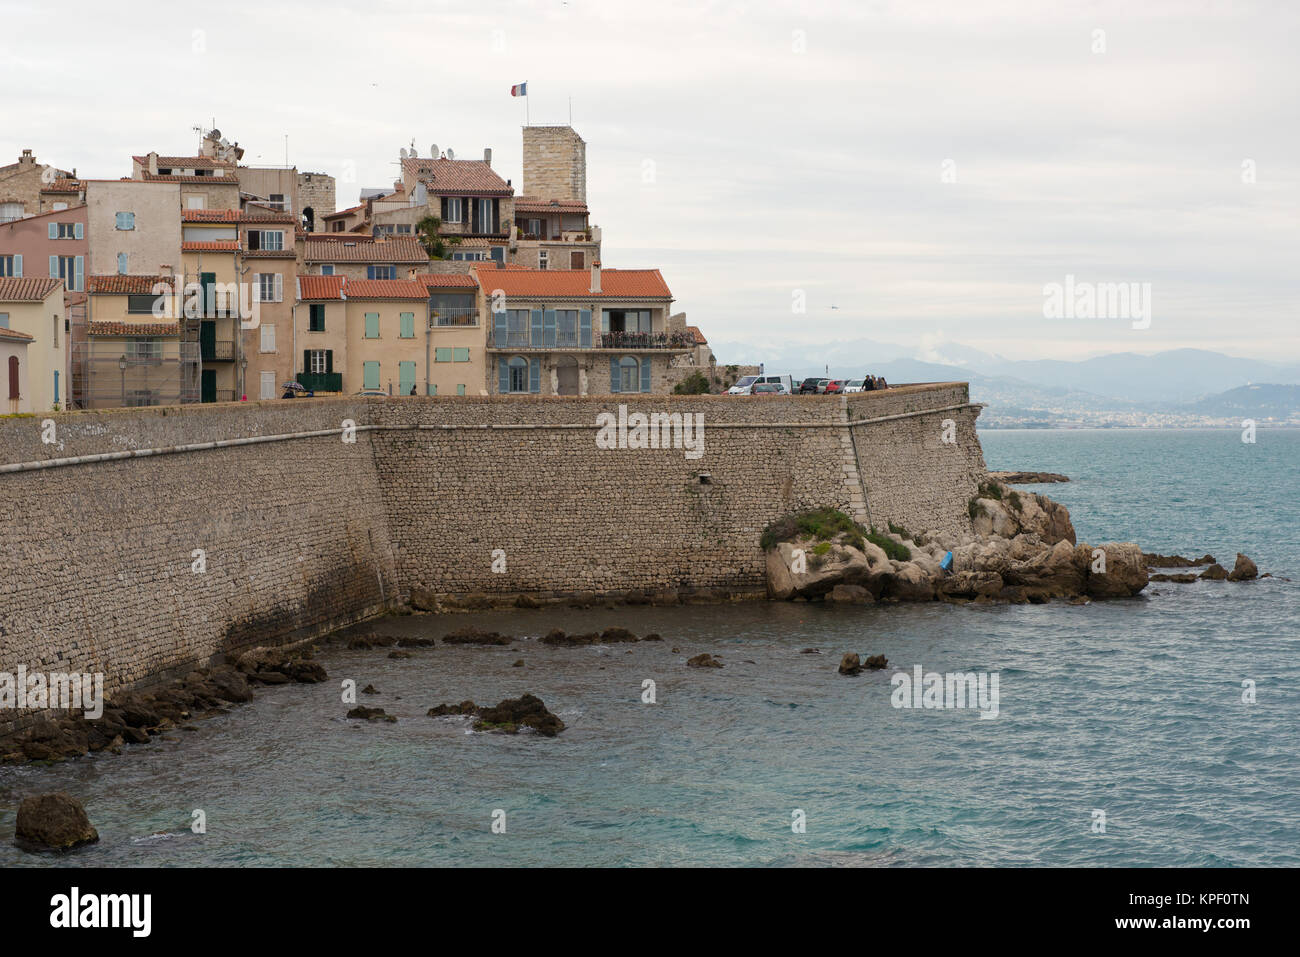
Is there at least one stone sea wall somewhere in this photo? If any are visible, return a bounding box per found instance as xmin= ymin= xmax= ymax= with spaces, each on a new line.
xmin=0 ymin=383 xmax=985 ymax=728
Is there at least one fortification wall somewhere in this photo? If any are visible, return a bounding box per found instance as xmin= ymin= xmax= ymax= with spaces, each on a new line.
xmin=0 ymin=383 xmax=985 ymax=728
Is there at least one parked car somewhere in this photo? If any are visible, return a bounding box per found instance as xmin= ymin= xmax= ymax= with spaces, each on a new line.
xmin=824 ymin=379 xmax=845 ymax=394
xmin=842 ymin=378 xmax=865 ymax=393
xmin=752 ymin=373 xmax=794 ymax=394
xmin=750 ymin=382 xmax=783 ymax=395
xmin=355 ymin=389 xmax=388 ymax=397
xmin=798 ymin=377 xmax=823 ymax=394
xmin=727 ymin=375 xmax=759 ymax=395
xmin=815 ymin=378 xmax=830 ymax=393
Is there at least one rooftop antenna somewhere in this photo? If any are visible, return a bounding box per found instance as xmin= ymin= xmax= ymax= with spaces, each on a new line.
xmin=569 ymin=96 xmax=572 ymax=125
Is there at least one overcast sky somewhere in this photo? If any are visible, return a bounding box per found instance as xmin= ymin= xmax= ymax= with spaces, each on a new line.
xmin=3 ymin=0 xmax=1296 ymax=363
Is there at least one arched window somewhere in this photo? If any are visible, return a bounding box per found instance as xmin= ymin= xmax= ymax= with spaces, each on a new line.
xmin=508 ymin=355 xmax=528 ymax=393
xmin=7 ymin=355 xmax=19 ymax=400
xmin=619 ymin=356 xmax=639 ymax=393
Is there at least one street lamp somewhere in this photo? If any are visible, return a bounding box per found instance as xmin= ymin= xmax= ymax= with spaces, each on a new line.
xmin=241 ymin=356 xmax=248 ymax=402
xmin=118 ymin=355 xmax=126 ymax=406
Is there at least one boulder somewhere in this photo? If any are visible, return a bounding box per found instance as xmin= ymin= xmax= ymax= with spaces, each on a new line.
xmin=1145 ymin=552 xmax=1216 ymax=568
xmin=880 ymin=561 xmax=935 ymax=602
xmin=1228 ymin=553 xmax=1258 ymax=581
xmin=863 ymin=654 xmax=888 ymax=670
xmin=838 ymin=653 xmax=862 ymax=676
xmin=938 ymin=570 xmax=1004 ymax=600
xmin=442 ymin=628 xmax=512 ymax=646
xmin=767 ymin=540 xmax=871 ymax=600
xmin=1200 ymin=563 xmax=1229 ymax=581
xmin=1005 ymin=539 xmax=1086 ymax=598
xmin=474 ymin=694 xmax=565 ymax=737
xmin=1083 ymin=543 xmax=1150 ymax=597
xmin=827 ymin=584 xmax=872 ymax=603
xmin=346 ymin=706 xmax=395 ymax=722
xmin=686 ymin=653 xmax=723 ymax=668
xmin=1151 ymin=573 xmax=1198 ymax=583
xmin=14 ymin=793 xmax=99 ymax=850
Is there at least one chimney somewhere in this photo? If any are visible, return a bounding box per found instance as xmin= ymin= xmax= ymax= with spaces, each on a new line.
xmin=20 ymin=149 xmax=33 ymax=165
xmin=589 ymin=260 xmax=601 ymax=294
xmin=147 ymin=151 xmax=159 ymax=175
xmin=483 ymin=147 xmax=492 ymax=166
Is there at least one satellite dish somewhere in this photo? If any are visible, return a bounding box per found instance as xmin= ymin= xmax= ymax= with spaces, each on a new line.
xmin=210 ymin=128 xmax=222 ymax=140
xmin=400 ymin=147 xmax=409 ymax=159
xmin=430 ymin=144 xmax=438 ymax=159
xmin=446 ymin=148 xmax=455 ymax=161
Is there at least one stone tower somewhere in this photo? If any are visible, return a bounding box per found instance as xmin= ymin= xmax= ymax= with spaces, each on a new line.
xmin=297 ymin=171 xmax=336 ymax=233
xmin=521 ymin=126 xmax=586 ymax=202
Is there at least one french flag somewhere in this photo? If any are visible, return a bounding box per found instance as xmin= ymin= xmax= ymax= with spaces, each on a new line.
xmin=510 ymin=82 xmax=527 ymax=97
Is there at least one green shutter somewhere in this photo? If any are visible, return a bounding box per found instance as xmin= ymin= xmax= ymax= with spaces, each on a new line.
xmin=529 ymin=357 xmax=541 ymax=393
xmin=428 ymin=383 xmax=437 ymax=395
xmin=303 ymin=350 xmax=311 ymax=375
xmin=435 ymin=347 xmax=451 ymax=362
xmin=74 ymin=222 xmax=84 ymax=240
xmin=400 ymin=312 xmax=414 ymax=338
xmin=49 ymin=255 xmax=58 ymax=278
xmin=365 ymin=313 xmax=379 ymax=338
xmin=399 ymin=361 xmax=416 ymax=394
xmin=325 ymin=350 xmax=333 ymax=373
xmin=530 ymin=308 xmax=543 ymax=347
xmin=640 ymin=356 xmax=651 ymax=393
xmin=74 ymin=256 xmax=83 ymax=292
xmin=497 ymin=357 xmax=509 ymax=393
xmin=609 ymin=356 xmax=620 ymax=393
xmin=456 ymin=384 xmax=466 ymax=396
xmin=579 ymin=309 xmax=592 ymax=347
xmin=453 ymin=347 xmax=469 ymax=362
xmin=363 ymin=361 xmax=380 ymax=390
xmin=13 ymin=255 xmax=21 ymax=276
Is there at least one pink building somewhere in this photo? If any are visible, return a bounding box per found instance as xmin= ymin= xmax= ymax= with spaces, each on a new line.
xmin=0 ymin=204 xmax=89 ymax=292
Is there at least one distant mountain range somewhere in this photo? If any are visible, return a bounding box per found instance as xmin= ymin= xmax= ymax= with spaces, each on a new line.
xmin=709 ymin=342 xmax=1300 ymax=426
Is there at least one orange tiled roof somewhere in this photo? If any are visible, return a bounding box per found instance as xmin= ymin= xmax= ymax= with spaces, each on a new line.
xmin=402 ymin=157 xmax=512 ymax=195
xmin=298 ymin=275 xmax=346 ymax=300
xmin=40 ymin=178 xmax=83 ymax=193
xmin=685 ymin=325 xmax=707 ymax=344
xmin=513 ymin=196 xmax=588 ymax=214
xmin=323 ymin=204 xmax=365 ymax=219
xmin=182 ymin=240 xmax=239 ymax=252
xmin=242 ymin=249 xmax=296 ymax=259
xmin=87 ymin=320 xmax=181 ymax=336
xmin=134 ymin=155 xmax=236 ymax=169
xmin=0 ymin=326 xmax=34 ymax=342
xmin=141 ymin=173 xmax=239 ymax=185
xmin=471 ymin=266 xmax=672 ymax=300
xmin=342 ymin=279 xmax=428 ymax=301
xmin=413 ymin=273 xmax=479 ymax=289
xmin=304 ymin=237 xmax=428 ymax=264
xmin=0 ymin=276 xmax=63 ymax=302
xmin=87 ymin=275 xmax=169 ymax=295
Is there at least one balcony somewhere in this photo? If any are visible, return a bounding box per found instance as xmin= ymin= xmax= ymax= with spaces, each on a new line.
xmin=297 ymin=372 xmax=343 ymax=393
xmin=201 ymin=340 xmax=235 ymax=361
xmin=432 ymin=308 xmax=479 ymax=327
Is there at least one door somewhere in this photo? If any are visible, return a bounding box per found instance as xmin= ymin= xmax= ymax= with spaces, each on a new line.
xmin=570 ymin=251 xmax=584 ymax=269
xmin=260 ymin=371 xmax=276 ymax=400
xmin=201 ymin=369 xmax=217 ymax=403
xmin=399 ymin=361 xmax=416 ymax=396
xmin=199 ymin=320 xmax=216 ymax=361
xmin=556 ymin=356 xmax=579 ymax=395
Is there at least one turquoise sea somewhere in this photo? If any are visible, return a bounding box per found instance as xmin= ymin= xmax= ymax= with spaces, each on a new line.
xmin=1 ymin=428 xmax=1296 ymax=866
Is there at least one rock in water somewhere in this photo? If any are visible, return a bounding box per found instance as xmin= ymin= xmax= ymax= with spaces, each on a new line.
xmin=14 ymin=793 xmax=99 ymax=850
xmin=686 ymin=653 xmax=723 ymax=668
xmin=838 ymin=653 xmax=862 ymax=676
xmin=1228 ymin=553 xmax=1259 ymax=581
xmin=1200 ymin=563 xmax=1229 ymax=581
xmin=863 ymin=654 xmax=888 ymax=670
xmin=474 ymin=694 xmax=565 ymax=737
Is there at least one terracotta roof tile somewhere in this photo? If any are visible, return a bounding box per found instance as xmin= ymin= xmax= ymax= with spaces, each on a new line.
xmin=182 ymin=240 xmax=240 ymax=252
xmin=0 ymin=276 xmax=63 ymax=302
xmin=323 ymin=204 xmax=365 ymax=219
xmin=402 ymin=157 xmax=512 ymax=195
xmin=471 ymin=267 xmax=672 ymax=299
xmin=298 ymin=275 xmax=346 ymax=300
xmin=342 ymin=279 xmax=428 ymax=301
xmin=685 ymin=325 xmax=707 ymax=344
xmin=40 ymin=179 xmax=83 ymax=193
xmin=513 ymin=196 xmax=588 ymax=214
xmin=134 ymin=155 xmax=236 ymax=169
xmin=87 ymin=320 xmax=181 ymax=336
xmin=0 ymin=327 xmax=34 ymax=342
xmin=141 ymin=173 xmax=239 ymax=184
xmin=87 ymin=275 xmax=169 ymax=295
xmin=305 ymin=237 xmax=428 ymax=264
xmin=413 ymin=273 xmax=479 ymax=289
xmin=241 ymin=249 xmax=296 ymax=259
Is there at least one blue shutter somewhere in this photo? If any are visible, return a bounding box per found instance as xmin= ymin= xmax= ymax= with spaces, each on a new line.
xmin=117 ymin=253 xmax=127 ymax=274
xmin=497 ymin=357 xmax=509 ymax=393
xmin=640 ymin=356 xmax=651 ymax=393
xmin=493 ymin=313 xmax=507 ymax=348
xmin=610 ymin=356 xmax=620 ymax=393
xmin=579 ymin=309 xmax=592 ymax=348
xmin=543 ymin=309 xmax=557 ymax=347
xmin=530 ymin=308 xmax=543 ymax=347
xmin=74 ymin=256 xmax=84 ymax=292
xmin=74 ymin=222 xmax=84 ymax=240
xmin=48 ymin=223 xmax=57 ymax=240
xmin=49 ymin=255 xmax=58 ymax=278
xmin=12 ymin=254 xmax=20 ymax=277
xmin=367 ymin=265 xmax=376 ymax=279
xmin=529 ymin=357 xmax=541 ymax=393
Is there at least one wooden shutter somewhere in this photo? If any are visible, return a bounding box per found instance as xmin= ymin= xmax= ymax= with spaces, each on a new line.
xmin=74 ymin=256 xmax=83 ymax=291
xmin=543 ymin=310 xmax=557 ymax=347
xmin=529 ymin=357 xmax=540 ymax=393
xmin=13 ymin=255 xmax=20 ymax=277
xmin=441 ymin=196 xmax=448 ymax=221
xmin=48 ymin=223 xmax=57 ymax=240
xmin=530 ymin=308 xmax=543 ymax=346
xmin=274 ymin=274 xmax=283 ymax=302
xmin=609 ymin=356 xmax=620 ymax=392
xmin=7 ymin=356 xmax=17 ymax=400
xmin=74 ymin=222 xmax=83 ymax=240
xmin=497 ymin=357 xmax=509 ymax=393
xmin=303 ymin=350 xmax=311 ymax=375
xmin=325 ymin=349 xmax=333 ymax=373
xmin=579 ymin=309 xmax=591 ymax=348
xmin=640 ymin=357 xmax=651 ymax=393
xmin=49 ymin=255 xmax=58 ymax=278
xmin=493 ymin=313 xmax=507 ymax=348
xmin=492 ymin=198 xmax=499 ymax=233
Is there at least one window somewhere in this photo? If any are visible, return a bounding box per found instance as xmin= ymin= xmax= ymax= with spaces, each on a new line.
xmin=364 ymin=313 xmax=379 ymax=338
xmin=0 ymin=312 xmax=8 ymax=328
xmin=0 ymin=256 xmax=18 ymax=277
xmin=451 ymin=251 xmax=487 ymax=261
xmin=53 ymin=202 xmax=68 ymax=211
xmin=309 ymin=304 xmax=325 ymax=331
xmin=256 ymin=273 xmax=283 ymax=302
xmin=505 ymin=308 xmax=530 ymax=347
xmin=320 ymin=264 xmax=335 ymax=276
xmin=395 ymin=223 xmax=412 ymax=234
xmin=399 ymin=312 xmax=415 ymax=338
xmin=538 ymin=249 xmax=548 ymax=270
xmin=367 ymin=265 xmax=395 ymax=280
xmin=477 ymin=198 xmax=493 ymax=232
xmin=523 ymin=218 xmax=543 ymax=237
xmin=260 ymin=371 xmax=276 ymax=400
xmin=50 ymin=255 xmax=82 ymax=291
xmin=52 ymin=315 xmax=59 ymax=347
xmin=126 ymin=338 xmax=162 ymax=362
xmin=127 ymin=294 xmax=158 ymax=314
xmin=309 ymin=350 xmax=329 ymax=374
xmin=570 ymin=250 xmax=584 ymax=269
xmin=0 ymin=202 xmax=25 ymax=222
xmin=445 ymin=197 xmax=462 ymax=223
xmin=187 ymin=195 xmax=205 ymax=210
xmin=453 ymin=347 xmax=470 ymax=362
xmin=55 ymin=222 xmax=76 ymax=239
xmin=619 ymin=356 xmax=639 ymax=393
xmin=363 ymin=360 xmax=380 ymax=390
xmin=115 ymin=211 xmax=135 ymax=230
xmin=260 ymin=323 xmax=275 ymax=352
xmin=269 ymin=193 xmax=286 ymax=212
xmin=556 ymin=309 xmax=578 ymax=347
xmin=249 ymin=229 xmax=284 ymax=251
xmin=7 ymin=355 xmax=18 ymax=400
xmin=508 ymin=356 xmax=528 ymax=393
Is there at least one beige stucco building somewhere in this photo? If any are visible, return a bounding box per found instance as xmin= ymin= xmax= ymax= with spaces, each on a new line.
xmin=85 ymin=180 xmax=183 ymax=277
xmin=0 ymin=276 xmax=66 ymax=412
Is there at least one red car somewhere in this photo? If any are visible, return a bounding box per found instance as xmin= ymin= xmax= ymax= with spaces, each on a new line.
xmin=824 ymin=379 xmax=845 ymax=394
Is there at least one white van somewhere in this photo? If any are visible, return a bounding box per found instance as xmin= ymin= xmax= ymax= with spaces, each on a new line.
xmin=729 ymin=374 xmax=793 ymax=395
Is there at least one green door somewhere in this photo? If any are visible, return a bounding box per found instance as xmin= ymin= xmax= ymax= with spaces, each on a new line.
xmin=399 ymin=361 xmax=416 ymax=395
xmin=199 ymin=320 xmax=216 ymax=361
xmin=201 ymin=369 xmax=217 ymax=403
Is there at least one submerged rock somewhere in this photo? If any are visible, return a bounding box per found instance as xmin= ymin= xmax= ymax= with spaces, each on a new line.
xmin=14 ymin=793 xmax=99 ymax=851
xmin=474 ymin=694 xmax=565 ymax=737
xmin=1200 ymin=564 xmax=1229 ymax=581
xmin=1228 ymin=553 xmax=1259 ymax=581
xmin=1144 ymin=552 xmax=1216 ymax=568
xmin=442 ymin=627 xmax=513 ymax=646
xmin=838 ymin=653 xmax=862 ymax=676
xmin=687 ymin=653 xmax=723 ymax=668
xmin=1151 ymin=573 xmax=1198 ymax=583
xmin=346 ymin=706 xmax=395 ymax=723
